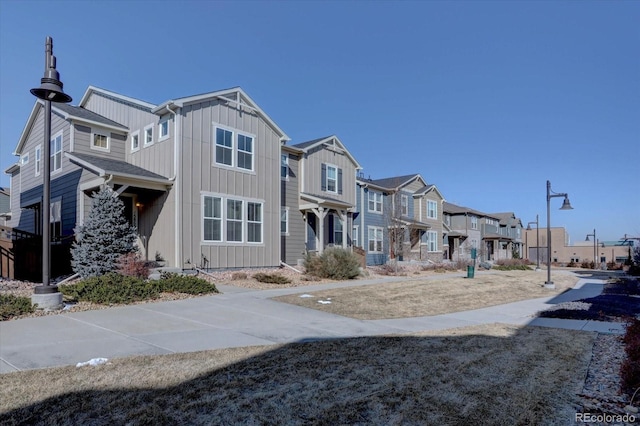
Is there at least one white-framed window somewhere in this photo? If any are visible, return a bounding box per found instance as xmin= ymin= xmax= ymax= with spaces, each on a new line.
xmin=326 ymin=165 xmax=337 ymax=193
xmin=50 ymin=131 xmax=63 ymax=172
xmin=144 ymin=124 xmax=154 ymax=146
xmin=35 ymin=145 xmax=41 ymax=176
xmin=281 ymin=207 xmax=289 ymax=235
xmin=226 ymin=199 xmax=243 ymax=242
xmin=91 ymin=130 xmax=110 ymax=152
xmin=368 ymin=191 xmax=383 ymax=213
xmin=444 ymin=214 xmax=450 ymax=226
xmin=486 ymin=218 xmax=496 ymax=226
xmin=203 ymin=196 xmax=222 ymax=242
xmin=237 ymin=134 xmax=253 ymax=171
xmin=352 ymin=225 xmax=359 ymax=247
xmin=368 ymin=226 xmax=383 ymax=253
xmin=131 ymin=130 xmax=140 ymax=152
xmin=401 ymin=194 xmax=409 ymax=216
xmin=427 ymin=231 xmax=438 ymax=252
xmin=333 ymin=214 xmax=343 ymax=246
xmin=158 ymin=117 xmax=169 ymax=141
xmin=281 ymin=154 xmax=289 ymax=179
xmin=20 ymin=152 xmax=29 ymax=165
xmin=247 ymin=202 xmax=262 ymax=243
xmin=471 ymin=216 xmax=478 ymax=230
xmin=215 ymin=127 xmax=233 ymax=166
xmin=427 ymin=200 xmax=437 ymax=219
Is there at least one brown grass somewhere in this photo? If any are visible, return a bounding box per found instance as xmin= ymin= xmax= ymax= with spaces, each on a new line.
xmin=274 ymin=270 xmax=580 ymax=319
xmin=0 ymin=323 xmax=594 ymax=425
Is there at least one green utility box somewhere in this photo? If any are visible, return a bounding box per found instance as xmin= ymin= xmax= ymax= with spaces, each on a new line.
xmin=467 ymin=265 xmax=475 ymax=278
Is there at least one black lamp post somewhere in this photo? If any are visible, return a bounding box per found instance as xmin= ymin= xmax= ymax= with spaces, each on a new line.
xmin=526 ymin=214 xmax=540 ymax=270
xmin=30 ymin=37 xmax=72 ymax=299
xmin=545 ymin=180 xmax=573 ymax=289
xmin=585 ymin=229 xmax=596 ymax=269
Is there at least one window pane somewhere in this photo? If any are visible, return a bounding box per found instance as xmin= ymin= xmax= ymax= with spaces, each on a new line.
xmin=238 ymin=152 xmax=252 ymax=170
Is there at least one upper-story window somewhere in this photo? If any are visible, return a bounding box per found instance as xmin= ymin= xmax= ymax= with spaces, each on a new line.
xmin=470 ymin=215 xmax=478 ymax=230
xmin=486 ymin=218 xmax=496 ymax=226
xmin=144 ymin=124 xmax=154 ymax=146
xmin=427 ymin=200 xmax=437 ymax=219
xmin=50 ymin=131 xmax=63 ymax=172
xmin=131 ymin=130 xmax=140 ymax=152
xmin=368 ymin=191 xmax=383 ymax=213
xmin=321 ymin=163 xmax=342 ymax=194
xmin=281 ymin=154 xmax=289 ymax=179
xmin=35 ymin=146 xmax=41 ymax=176
xmin=20 ymin=153 xmax=29 ymax=165
xmin=214 ymin=125 xmax=254 ymax=172
xmin=444 ymin=214 xmax=450 ymax=226
xmin=401 ymin=194 xmax=409 ymax=216
xmin=158 ymin=118 xmax=169 ymax=141
xmin=92 ymin=131 xmax=110 ymax=152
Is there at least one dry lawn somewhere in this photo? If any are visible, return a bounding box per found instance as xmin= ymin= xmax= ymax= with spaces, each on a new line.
xmin=0 ymin=323 xmax=594 ymax=425
xmin=274 ymin=270 xmax=580 ymax=320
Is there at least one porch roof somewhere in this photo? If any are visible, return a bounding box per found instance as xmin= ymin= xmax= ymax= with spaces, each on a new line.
xmin=392 ymin=216 xmax=432 ymax=230
xmin=446 ymin=230 xmax=468 ymax=238
xmin=299 ymin=192 xmax=354 ymax=210
xmin=66 ymin=153 xmax=173 ymax=189
xmin=482 ymin=232 xmax=514 ymax=241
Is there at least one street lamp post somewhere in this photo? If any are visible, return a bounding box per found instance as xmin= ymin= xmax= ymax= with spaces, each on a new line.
xmin=585 ymin=229 xmax=596 ymax=269
xmin=545 ymin=180 xmax=573 ymax=289
xmin=526 ymin=214 xmax=540 ymax=270
xmin=30 ymin=37 xmax=72 ymax=309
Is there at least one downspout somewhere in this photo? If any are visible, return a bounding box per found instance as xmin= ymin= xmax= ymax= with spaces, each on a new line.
xmin=165 ymin=104 xmax=181 ymax=269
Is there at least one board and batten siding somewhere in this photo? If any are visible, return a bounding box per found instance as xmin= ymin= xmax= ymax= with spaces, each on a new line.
xmin=180 ymin=99 xmax=281 ymax=269
xmin=71 ymin=124 xmax=127 ymax=161
xmin=281 ymin=152 xmax=305 ymax=265
xmin=302 ymin=144 xmax=357 ymax=205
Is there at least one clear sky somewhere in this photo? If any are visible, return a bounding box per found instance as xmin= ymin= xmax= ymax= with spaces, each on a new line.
xmin=1 ymin=0 xmax=638 ymax=242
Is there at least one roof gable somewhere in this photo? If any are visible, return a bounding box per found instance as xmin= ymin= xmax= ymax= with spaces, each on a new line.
xmin=79 ymin=86 xmax=156 ymax=111
xmin=290 ymin=135 xmax=362 ymax=170
xmin=367 ymin=174 xmax=425 ymax=191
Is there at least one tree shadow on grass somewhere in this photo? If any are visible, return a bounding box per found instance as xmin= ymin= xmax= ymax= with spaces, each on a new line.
xmin=0 ymin=326 xmax=594 ymax=426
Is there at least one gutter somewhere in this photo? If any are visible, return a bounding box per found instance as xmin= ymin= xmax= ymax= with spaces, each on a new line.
xmin=165 ymin=103 xmax=182 ymax=269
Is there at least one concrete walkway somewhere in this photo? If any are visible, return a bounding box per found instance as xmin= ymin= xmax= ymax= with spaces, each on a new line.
xmin=0 ymin=274 xmax=625 ymax=374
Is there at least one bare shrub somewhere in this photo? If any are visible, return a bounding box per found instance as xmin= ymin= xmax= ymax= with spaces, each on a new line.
xmin=253 ymin=273 xmax=291 ymax=284
xmin=116 ymin=252 xmax=149 ymax=279
xmin=304 ymin=248 xmax=361 ymax=280
xmin=231 ymin=272 xmax=248 ymax=281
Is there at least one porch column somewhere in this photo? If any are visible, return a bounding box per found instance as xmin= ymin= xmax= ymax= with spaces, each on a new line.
xmin=312 ymin=207 xmax=328 ymax=254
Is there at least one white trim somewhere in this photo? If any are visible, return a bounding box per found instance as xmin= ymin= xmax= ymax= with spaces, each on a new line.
xmin=281 ymin=207 xmax=289 ymax=235
xmin=352 ymin=224 xmax=360 ymax=248
xmin=79 ymin=85 xmax=156 ymax=110
xmin=143 ymin=124 xmax=154 ymax=147
xmin=201 ymin=191 xmax=265 ymax=246
xmin=325 ymin=163 xmax=338 ymax=194
xmin=427 ymin=199 xmax=438 ymax=219
xmin=368 ymin=225 xmax=384 ymax=253
xmin=368 ymin=190 xmax=383 ymax=214
xmin=50 ymin=130 xmax=64 ymax=175
xmin=296 ymin=135 xmax=362 ymax=170
xmin=90 ymin=128 xmax=110 ymax=152
xmin=427 ymin=230 xmax=439 ymax=252
xmin=20 ymin=152 xmax=29 ymax=165
xmin=281 ymin=153 xmax=289 ymax=180
xmin=130 ymin=130 xmax=140 ymax=153
xmin=158 ymin=116 xmax=170 ymax=142
xmin=35 ymin=145 xmax=41 ymax=177
xmin=212 ymin=123 xmax=256 ymax=173
xmin=69 ymin=123 xmax=75 ymax=152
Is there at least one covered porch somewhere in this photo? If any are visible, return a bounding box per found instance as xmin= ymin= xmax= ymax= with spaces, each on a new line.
xmin=300 ymin=193 xmax=355 ymax=255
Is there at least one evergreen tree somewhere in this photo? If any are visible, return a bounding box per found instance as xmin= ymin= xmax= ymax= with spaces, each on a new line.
xmin=71 ymin=186 xmax=137 ymax=278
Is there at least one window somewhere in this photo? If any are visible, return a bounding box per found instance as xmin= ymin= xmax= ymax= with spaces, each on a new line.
xmin=368 ymin=226 xmax=383 ymax=253
xmin=368 ymin=191 xmax=383 ymax=213
xmin=144 ymin=124 xmax=154 ymax=146
xmin=50 ymin=131 xmax=62 ymax=172
xmin=281 ymin=208 xmax=289 ymax=234
xmin=92 ymin=131 xmax=109 ymax=151
xmin=326 ymin=165 xmax=337 ymax=193
xmin=444 ymin=214 xmax=450 ymax=226
xmin=131 ymin=131 xmax=140 ymax=152
xmin=281 ymin=154 xmax=289 ymax=179
xmin=247 ymin=202 xmax=262 ymax=243
xmin=158 ymin=119 xmax=169 ymax=141
xmin=203 ymin=196 xmax=222 ymax=242
xmin=226 ymin=199 xmax=243 ymax=242
xmin=215 ymin=127 xmax=233 ymax=166
xmin=486 ymin=219 xmax=496 ymax=226
xmin=427 ymin=231 xmax=438 ymax=252
xmin=35 ymin=146 xmax=41 ymax=176
xmin=427 ymin=200 xmax=437 ymax=219
xmin=352 ymin=225 xmax=359 ymax=247
xmin=237 ymin=134 xmax=253 ymax=170
xmin=401 ymin=194 xmax=408 ymax=216
xmin=333 ymin=214 xmax=343 ymax=246
xmin=470 ymin=216 xmax=478 ymax=230
xmin=20 ymin=153 xmax=29 ymax=165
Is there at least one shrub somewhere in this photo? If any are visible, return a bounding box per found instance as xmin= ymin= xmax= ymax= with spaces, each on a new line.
xmin=116 ymin=252 xmax=150 ymax=279
xmin=158 ymin=272 xmax=218 ymax=295
xmin=621 ymin=318 xmax=640 ymax=395
xmin=304 ymin=247 xmax=361 ymax=280
xmin=493 ymin=265 xmax=532 ymax=271
xmin=60 ymin=273 xmax=159 ymax=304
xmin=377 ymin=263 xmax=406 ymax=276
xmin=71 ymin=187 xmax=137 ymax=278
xmin=0 ymin=294 xmax=35 ymax=320
xmin=252 ymin=273 xmax=291 ymax=284
xmin=231 ymin=272 xmax=248 ymax=280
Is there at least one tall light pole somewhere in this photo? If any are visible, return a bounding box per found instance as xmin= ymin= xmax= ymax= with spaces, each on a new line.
xmin=545 ymin=180 xmax=573 ymax=289
xmin=526 ymin=214 xmax=540 ymax=270
xmin=585 ymin=229 xmax=596 ymax=269
xmin=30 ymin=37 xmax=72 ymax=309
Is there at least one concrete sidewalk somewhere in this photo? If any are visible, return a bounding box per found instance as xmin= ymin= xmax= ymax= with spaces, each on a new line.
xmin=0 ymin=274 xmax=625 ymax=374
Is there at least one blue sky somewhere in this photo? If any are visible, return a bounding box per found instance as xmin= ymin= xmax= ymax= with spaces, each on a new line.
xmin=1 ymin=0 xmax=638 ymax=242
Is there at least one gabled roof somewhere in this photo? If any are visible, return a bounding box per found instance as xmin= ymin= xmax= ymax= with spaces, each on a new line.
xmin=490 ymin=212 xmax=523 ymax=227
xmin=13 ymin=101 xmax=127 ymax=155
xmin=65 ymin=152 xmax=171 ymax=184
xmin=155 ymin=87 xmax=290 ymax=142
xmin=291 ymin=135 xmax=362 ymax=170
xmin=300 ymin=192 xmax=354 ymax=209
xmin=367 ymin=174 xmax=424 ymax=190
xmin=79 ymin=86 xmax=156 ymax=111
xmin=443 ymin=201 xmax=500 ymax=220
xmin=414 ymin=183 xmax=445 ymax=200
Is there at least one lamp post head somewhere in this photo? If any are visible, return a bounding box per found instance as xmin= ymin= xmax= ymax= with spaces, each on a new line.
xmin=526 ymin=224 xmax=531 ymax=231
xmin=30 ymin=37 xmax=72 ymax=104
xmin=560 ymin=197 xmax=573 ymax=210
xmin=585 ymin=235 xmax=591 ymax=241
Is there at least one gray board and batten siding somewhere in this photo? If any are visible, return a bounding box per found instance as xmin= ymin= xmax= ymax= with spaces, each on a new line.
xmin=281 ymin=148 xmax=306 ymax=265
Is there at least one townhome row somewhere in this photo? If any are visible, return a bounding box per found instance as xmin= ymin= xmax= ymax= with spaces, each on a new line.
xmin=5 ymin=85 xmax=523 ymax=276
